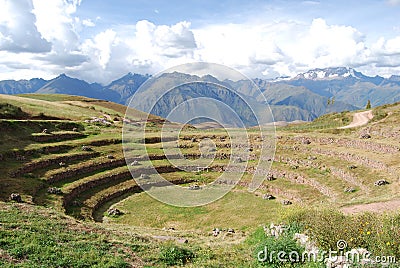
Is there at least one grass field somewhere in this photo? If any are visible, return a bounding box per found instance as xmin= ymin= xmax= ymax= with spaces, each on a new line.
xmin=1 ymin=94 xmax=399 ymax=267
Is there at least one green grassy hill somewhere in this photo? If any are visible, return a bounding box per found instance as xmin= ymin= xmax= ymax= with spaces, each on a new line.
xmin=1 ymin=94 xmax=399 ymax=267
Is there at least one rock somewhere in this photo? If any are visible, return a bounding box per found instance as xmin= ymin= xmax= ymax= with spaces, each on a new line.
xmin=308 ymin=156 xmax=317 ymax=160
xmin=212 ymin=228 xmax=220 ymax=237
xmin=107 ymin=208 xmax=123 ymax=216
xmin=263 ymin=194 xmax=275 ymax=200
xmin=266 ymin=174 xmax=275 ymax=181
xmin=191 ymin=138 xmax=197 ymax=142
xmin=10 ymin=193 xmax=22 ymax=203
xmin=47 ymin=187 xmax=62 ymax=195
xmin=302 ymin=139 xmax=311 ymax=145
xmin=360 ymin=133 xmax=371 ymax=139
xmin=208 ymin=147 xmax=216 ymax=152
xmin=59 ymin=162 xmax=66 ymax=167
xmin=282 ymin=200 xmax=292 ymax=205
xmin=130 ymin=160 xmax=140 ymax=166
xmin=162 ymin=227 xmax=176 ymax=231
xmin=106 ymin=155 xmax=115 ymax=159
xmin=42 ymin=129 xmax=48 ymax=134
xmin=72 ymin=127 xmax=78 ymax=132
xmin=188 ymin=185 xmax=201 ymax=190
xmin=348 ymin=165 xmax=357 ymax=169
xmin=374 ymin=179 xmax=389 ymax=186
xmin=82 ymin=145 xmax=92 ymax=151
xmin=294 ymin=233 xmax=320 ymax=256
xmin=233 ymin=157 xmax=243 ymax=163
xmin=267 ymin=223 xmax=288 ymax=237
xmin=344 ymin=187 xmax=356 ymax=193
xmin=227 ymin=228 xmax=235 ymax=233
xmin=140 ymin=174 xmax=150 ymax=179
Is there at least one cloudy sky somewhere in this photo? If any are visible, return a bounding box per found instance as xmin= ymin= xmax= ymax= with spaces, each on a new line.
xmin=1 ymin=0 xmax=400 ymax=84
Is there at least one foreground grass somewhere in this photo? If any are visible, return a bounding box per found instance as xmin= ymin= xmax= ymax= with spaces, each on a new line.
xmin=0 ymin=202 xmax=131 ymax=267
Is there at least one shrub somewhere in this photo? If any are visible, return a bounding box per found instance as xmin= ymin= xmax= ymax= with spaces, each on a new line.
xmin=159 ymin=243 xmax=195 ymax=266
xmin=255 ymin=232 xmax=306 ymax=267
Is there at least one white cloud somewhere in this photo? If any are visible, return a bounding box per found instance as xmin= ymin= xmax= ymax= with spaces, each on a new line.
xmin=80 ymin=19 xmax=95 ymax=27
xmin=32 ymin=0 xmax=81 ymax=51
xmin=1 ymin=2 xmax=400 ymax=83
xmin=0 ymin=0 xmax=51 ymax=53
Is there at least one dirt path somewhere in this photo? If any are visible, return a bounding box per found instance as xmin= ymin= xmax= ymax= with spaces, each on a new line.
xmin=339 ymin=110 xmax=373 ymax=129
xmin=341 ymin=199 xmax=400 ymax=214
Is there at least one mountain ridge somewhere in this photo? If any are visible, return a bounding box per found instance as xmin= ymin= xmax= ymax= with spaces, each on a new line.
xmin=1 ymin=67 xmax=400 ymax=122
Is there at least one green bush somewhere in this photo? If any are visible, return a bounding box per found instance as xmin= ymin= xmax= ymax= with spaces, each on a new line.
xmin=282 ymin=208 xmax=400 ymax=258
xmin=159 ymin=243 xmax=195 ymax=266
xmin=252 ymin=223 xmax=307 ymax=268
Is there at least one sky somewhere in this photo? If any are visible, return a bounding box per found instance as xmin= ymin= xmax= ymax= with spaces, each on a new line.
xmin=1 ymin=0 xmax=400 ymax=84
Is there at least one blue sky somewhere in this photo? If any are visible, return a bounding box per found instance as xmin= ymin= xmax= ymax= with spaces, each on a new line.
xmin=0 ymin=0 xmax=400 ymax=83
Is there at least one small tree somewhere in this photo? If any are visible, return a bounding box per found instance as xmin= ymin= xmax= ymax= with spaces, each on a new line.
xmin=366 ymin=100 xmax=371 ymax=109
xmin=327 ymin=98 xmax=331 ymax=105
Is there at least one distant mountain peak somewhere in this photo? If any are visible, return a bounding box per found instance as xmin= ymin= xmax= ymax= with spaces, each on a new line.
xmin=293 ymin=67 xmax=365 ymax=80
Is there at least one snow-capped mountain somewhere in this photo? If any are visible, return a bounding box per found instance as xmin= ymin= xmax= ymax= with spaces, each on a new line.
xmin=293 ymin=67 xmax=366 ymax=80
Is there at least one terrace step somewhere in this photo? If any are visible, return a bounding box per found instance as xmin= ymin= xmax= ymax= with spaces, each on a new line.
xmin=9 ymin=151 xmax=100 ymax=177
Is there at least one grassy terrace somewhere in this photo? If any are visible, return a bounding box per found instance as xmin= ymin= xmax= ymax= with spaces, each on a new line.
xmin=1 ymin=94 xmax=399 ymax=266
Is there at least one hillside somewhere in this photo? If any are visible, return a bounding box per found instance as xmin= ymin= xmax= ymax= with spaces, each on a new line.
xmin=0 ymin=94 xmax=399 ymax=267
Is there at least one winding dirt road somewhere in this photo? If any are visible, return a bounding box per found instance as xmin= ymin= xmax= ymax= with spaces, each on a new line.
xmin=339 ymin=110 xmax=373 ymax=129
xmin=341 ymin=199 xmax=400 ymax=214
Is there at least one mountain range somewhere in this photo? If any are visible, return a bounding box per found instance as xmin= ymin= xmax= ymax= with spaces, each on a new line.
xmin=1 ymin=67 xmax=400 ymax=125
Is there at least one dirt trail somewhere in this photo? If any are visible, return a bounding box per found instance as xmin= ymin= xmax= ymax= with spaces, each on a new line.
xmin=341 ymin=199 xmax=400 ymax=214
xmin=339 ymin=110 xmax=373 ymax=129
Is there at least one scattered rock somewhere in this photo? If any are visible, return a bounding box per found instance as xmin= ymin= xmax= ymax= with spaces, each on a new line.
xmin=188 ymin=185 xmax=201 ymax=190
xmin=344 ymin=187 xmax=356 ymax=193
xmin=47 ymin=187 xmax=62 ymax=195
xmin=212 ymin=228 xmax=220 ymax=237
xmin=233 ymin=157 xmax=243 ymax=163
xmin=107 ymin=208 xmax=123 ymax=216
xmin=294 ymin=233 xmax=319 ymax=254
xmin=263 ymin=194 xmax=275 ymax=200
xmin=266 ymin=174 xmax=276 ymax=181
xmin=282 ymin=200 xmax=292 ymax=205
xmin=10 ymin=193 xmax=22 ymax=203
xmin=360 ymin=133 xmax=371 ymax=139
xmin=162 ymin=227 xmax=176 ymax=231
xmin=81 ymin=145 xmax=92 ymax=151
xmin=106 ymin=155 xmax=115 ymax=159
xmin=374 ymin=179 xmax=389 ymax=186
xmin=140 ymin=174 xmax=150 ymax=179
xmin=265 ymin=223 xmax=288 ymax=237
xmin=85 ymin=117 xmax=112 ymax=125
xmin=130 ymin=160 xmax=140 ymax=166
